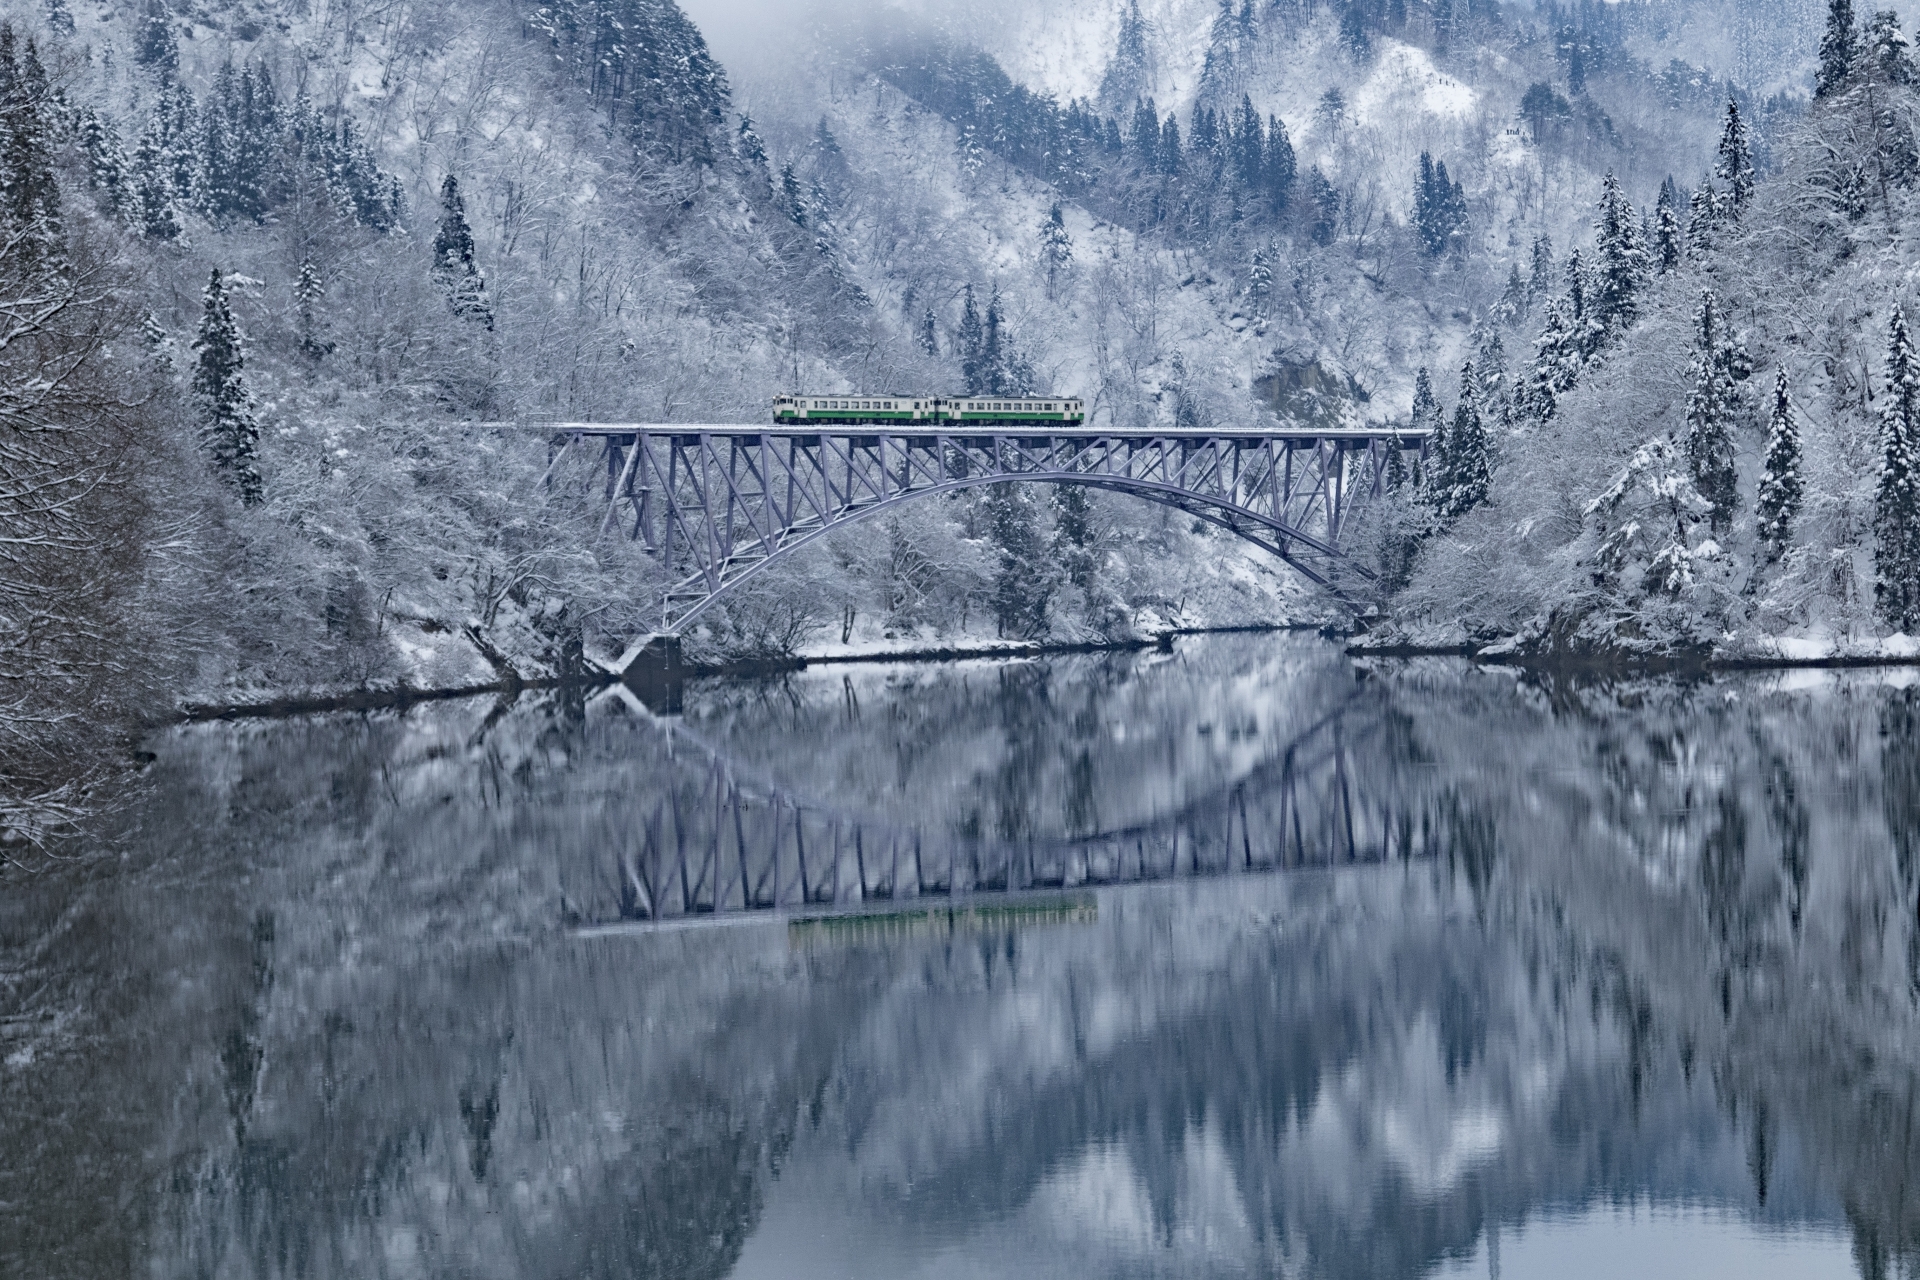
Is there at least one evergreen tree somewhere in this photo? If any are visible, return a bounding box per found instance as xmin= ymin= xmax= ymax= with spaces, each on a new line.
xmin=918 ymin=305 xmax=939 ymax=356
xmin=1526 ymin=235 xmax=1556 ymax=309
xmin=1487 ymin=265 xmax=1521 ymax=328
xmin=959 ymin=285 xmax=986 ymax=392
xmin=1099 ymin=0 xmax=1151 ymax=112
xmin=128 ymin=118 xmax=180 ymax=240
xmin=1654 ymin=179 xmax=1683 ymax=274
xmin=1040 ymin=202 xmax=1073 ymax=297
xmin=1247 ymin=245 xmax=1273 ymax=323
xmin=1053 ymin=484 xmax=1099 ymax=596
xmin=1688 ymin=179 xmax=1725 ymax=250
xmin=1684 ymin=290 xmax=1741 ymax=533
xmin=432 ymin=175 xmax=494 ymax=331
xmin=1414 ymin=152 xmax=1469 ymax=257
xmin=1867 ymin=10 xmax=1917 ymax=86
xmin=1231 ymin=94 xmax=1264 ymax=189
xmin=43 ymin=0 xmax=73 ymax=36
xmin=1526 ymin=299 xmax=1579 ymax=422
xmin=295 ymin=260 xmax=331 ymax=361
xmin=1306 ymin=166 xmax=1339 ymax=245
xmin=192 ymin=270 xmax=263 ymax=505
xmin=1817 ymin=0 xmax=1858 ymax=99
xmin=1477 ymin=329 xmax=1510 ymax=428
xmin=135 ymin=0 xmax=178 ymax=79
xmin=1430 ymin=362 xmax=1491 ymax=518
xmin=735 ymin=113 xmax=769 ymax=177
xmin=0 ymin=30 xmax=61 ymax=269
xmin=1158 ymin=115 xmax=1183 ymax=177
xmin=1877 ymin=306 xmax=1920 ymax=630
xmin=777 ymin=163 xmax=807 ymax=226
xmin=1264 ymin=113 xmax=1296 ymax=211
xmin=1714 ymin=99 xmax=1755 ymax=211
xmin=1756 ymin=368 xmax=1803 ymax=555
xmin=1384 ymin=433 xmax=1409 ymax=493
xmin=987 ymin=484 xmax=1052 ymax=639
xmin=78 ymin=109 xmax=127 ymax=215
xmin=983 ymin=288 xmax=1008 ymax=394
xmin=1411 ymin=366 xmax=1441 ymax=440
xmin=1590 ymin=172 xmax=1647 ymax=350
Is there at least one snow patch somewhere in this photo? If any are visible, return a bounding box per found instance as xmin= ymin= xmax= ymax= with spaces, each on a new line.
xmin=1350 ymin=41 xmax=1477 ymax=126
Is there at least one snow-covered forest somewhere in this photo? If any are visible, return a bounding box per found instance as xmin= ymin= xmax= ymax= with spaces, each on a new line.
xmin=2 ymin=0 xmax=1916 ymax=830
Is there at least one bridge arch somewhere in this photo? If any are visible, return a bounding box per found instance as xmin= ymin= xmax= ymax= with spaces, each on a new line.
xmin=545 ymin=423 xmax=1427 ymax=635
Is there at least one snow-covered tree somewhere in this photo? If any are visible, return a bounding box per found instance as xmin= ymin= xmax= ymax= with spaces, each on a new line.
xmin=0 ymin=31 xmax=63 ymax=271
xmin=1428 ymin=361 xmax=1491 ymax=519
xmin=78 ymin=110 xmax=127 ymax=217
xmin=1524 ymin=299 xmax=1580 ymax=423
xmin=192 ymin=270 xmax=262 ymax=506
xmin=432 ymin=175 xmax=494 ymax=331
xmin=1877 ymin=307 xmax=1920 ymax=631
xmin=295 ymin=260 xmax=330 ymax=361
xmin=959 ymin=285 xmax=985 ymax=391
xmin=918 ymin=305 xmax=939 ymax=356
xmin=1653 ymin=179 xmax=1683 ymax=274
xmin=1590 ymin=173 xmax=1647 ymax=352
xmin=135 ymin=0 xmax=177 ymax=79
xmin=1715 ymin=99 xmax=1755 ymax=212
xmin=1526 ymin=235 xmax=1555 ymax=309
xmin=1684 ymin=291 xmax=1742 ymax=533
xmin=1817 ymin=0 xmax=1858 ymax=98
xmin=1040 ymin=202 xmax=1072 ymax=297
xmin=1756 ymin=369 xmax=1803 ymax=556
xmin=1414 ymin=152 xmax=1469 ymax=257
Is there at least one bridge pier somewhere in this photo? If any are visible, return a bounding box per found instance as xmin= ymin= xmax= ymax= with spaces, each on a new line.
xmin=621 ymin=635 xmax=684 ymax=715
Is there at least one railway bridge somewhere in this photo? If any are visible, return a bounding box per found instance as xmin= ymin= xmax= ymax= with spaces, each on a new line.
xmin=540 ymin=422 xmax=1429 ymax=639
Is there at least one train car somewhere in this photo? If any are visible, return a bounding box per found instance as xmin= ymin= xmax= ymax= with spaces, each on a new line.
xmin=938 ymin=396 xmax=1084 ymax=425
xmin=773 ymin=394 xmax=936 ymax=424
xmin=771 ymin=395 xmax=1086 ymax=426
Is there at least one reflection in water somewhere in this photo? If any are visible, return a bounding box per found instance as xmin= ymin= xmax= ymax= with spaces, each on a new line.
xmin=1 ymin=638 xmax=1917 ymax=1278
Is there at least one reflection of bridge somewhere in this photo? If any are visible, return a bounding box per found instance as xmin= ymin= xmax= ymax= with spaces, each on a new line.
xmin=542 ymin=424 xmax=1429 ymax=633
xmin=582 ymin=690 xmax=1454 ymax=929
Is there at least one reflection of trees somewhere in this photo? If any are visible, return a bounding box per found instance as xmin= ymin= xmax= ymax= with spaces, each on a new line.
xmin=22 ymin=655 xmax=1920 ymax=1277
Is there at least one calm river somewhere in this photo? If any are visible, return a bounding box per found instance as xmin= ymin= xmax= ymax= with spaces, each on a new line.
xmin=3 ymin=635 xmax=1917 ymax=1278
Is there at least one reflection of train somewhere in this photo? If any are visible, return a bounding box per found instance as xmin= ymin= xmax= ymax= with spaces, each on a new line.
xmin=773 ymin=394 xmax=1086 ymax=426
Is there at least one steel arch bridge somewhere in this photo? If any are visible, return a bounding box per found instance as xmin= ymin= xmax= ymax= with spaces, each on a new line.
xmin=542 ymin=423 xmax=1429 ymax=635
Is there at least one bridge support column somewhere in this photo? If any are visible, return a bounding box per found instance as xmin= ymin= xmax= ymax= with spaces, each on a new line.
xmin=622 ymin=635 xmax=684 ymax=714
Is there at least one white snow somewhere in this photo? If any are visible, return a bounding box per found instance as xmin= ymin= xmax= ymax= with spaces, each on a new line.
xmin=1350 ymin=41 xmax=1478 ymax=127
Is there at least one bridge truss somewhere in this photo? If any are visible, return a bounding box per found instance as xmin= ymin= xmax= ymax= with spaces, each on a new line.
xmin=543 ymin=423 xmax=1429 ymax=634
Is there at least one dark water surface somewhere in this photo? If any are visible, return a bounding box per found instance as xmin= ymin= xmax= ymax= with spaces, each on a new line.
xmin=4 ymin=635 xmax=1917 ymax=1278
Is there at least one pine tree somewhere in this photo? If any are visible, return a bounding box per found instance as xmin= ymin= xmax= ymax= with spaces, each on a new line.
xmin=1867 ymin=10 xmax=1917 ymax=86
xmin=1526 ymin=298 xmax=1579 ymax=422
xmin=1414 ymin=152 xmax=1469 ymax=257
xmin=135 ymin=0 xmax=178 ymax=79
xmin=1159 ymin=115 xmax=1183 ymax=177
xmin=1877 ymin=306 xmax=1920 ymax=630
xmin=1053 ymin=484 xmax=1099 ymax=595
xmin=78 ymin=109 xmax=127 ymax=214
xmin=918 ymin=305 xmax=939 ymax=356
xmin=1756 ymin=368 xmax=1803 ymax=555
xmin=1685 ymin=291 xmax=1741 ymax=533
xmin=777 ymin=163 xmax=807 ymax=226
xmin=1715 ymin=99 xmax=1755 ymax=211
xmin=1040 ymin=202 xmax=1072 ymax=297
xmin=1477 ymin=329 xmax=1510 ymax=428
xmin=1817 ymin=0 xmax=1858 ymax=99
xmin=1431 ymin=361 xmax=1492 ymax=518
xmin=1654 ymin=179 xmax=1683 ymax=273
xmin=43 ymin=0 xmax=73 ymax=36
xmin=983 ymin=289 xmax=1008 ymax=394
xmin=192 ymin=270 xmax=263 ymax=505
xmin=128 ymin=118 xmax=180 ymax=240
xmin=1526 ymin=235 xmax=1556 ymax=308
xmin=1590 ymin=172 xmax=1647 ymax=350
xmin=0 ymin=30 xmax=63 ymax=269
xmin=1411 ymin=366 xmax=1441 ymax=440
xmin=1247 ymin=245 xmax=1274 ymax=324
xmin=1099 ymin=0 xmax=1151 ymax=112
xmin=1264 ymin=113 xmax=1295 ymax=211
xmin=959 ymin=285 xmax=986 ymax=392
xmin=432 ymin=175 xmax=494 ymax=331
xmin=295 ymin=260 xmax=330 ymax=361
xmin=1495 ymin=262 xmax=1527 ymax=325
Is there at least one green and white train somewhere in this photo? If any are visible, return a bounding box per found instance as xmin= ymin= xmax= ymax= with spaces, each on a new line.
xmin=773 ymin=394 xmax=1086 ymax=426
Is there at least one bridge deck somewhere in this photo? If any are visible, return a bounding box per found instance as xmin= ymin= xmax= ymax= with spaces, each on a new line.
xmin=543 ymin=422 xmax=1431 ymax=443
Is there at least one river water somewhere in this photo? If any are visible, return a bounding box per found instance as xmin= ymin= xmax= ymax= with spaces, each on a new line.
xmin=3 ymin=635 xmax=1917 ymax=1278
